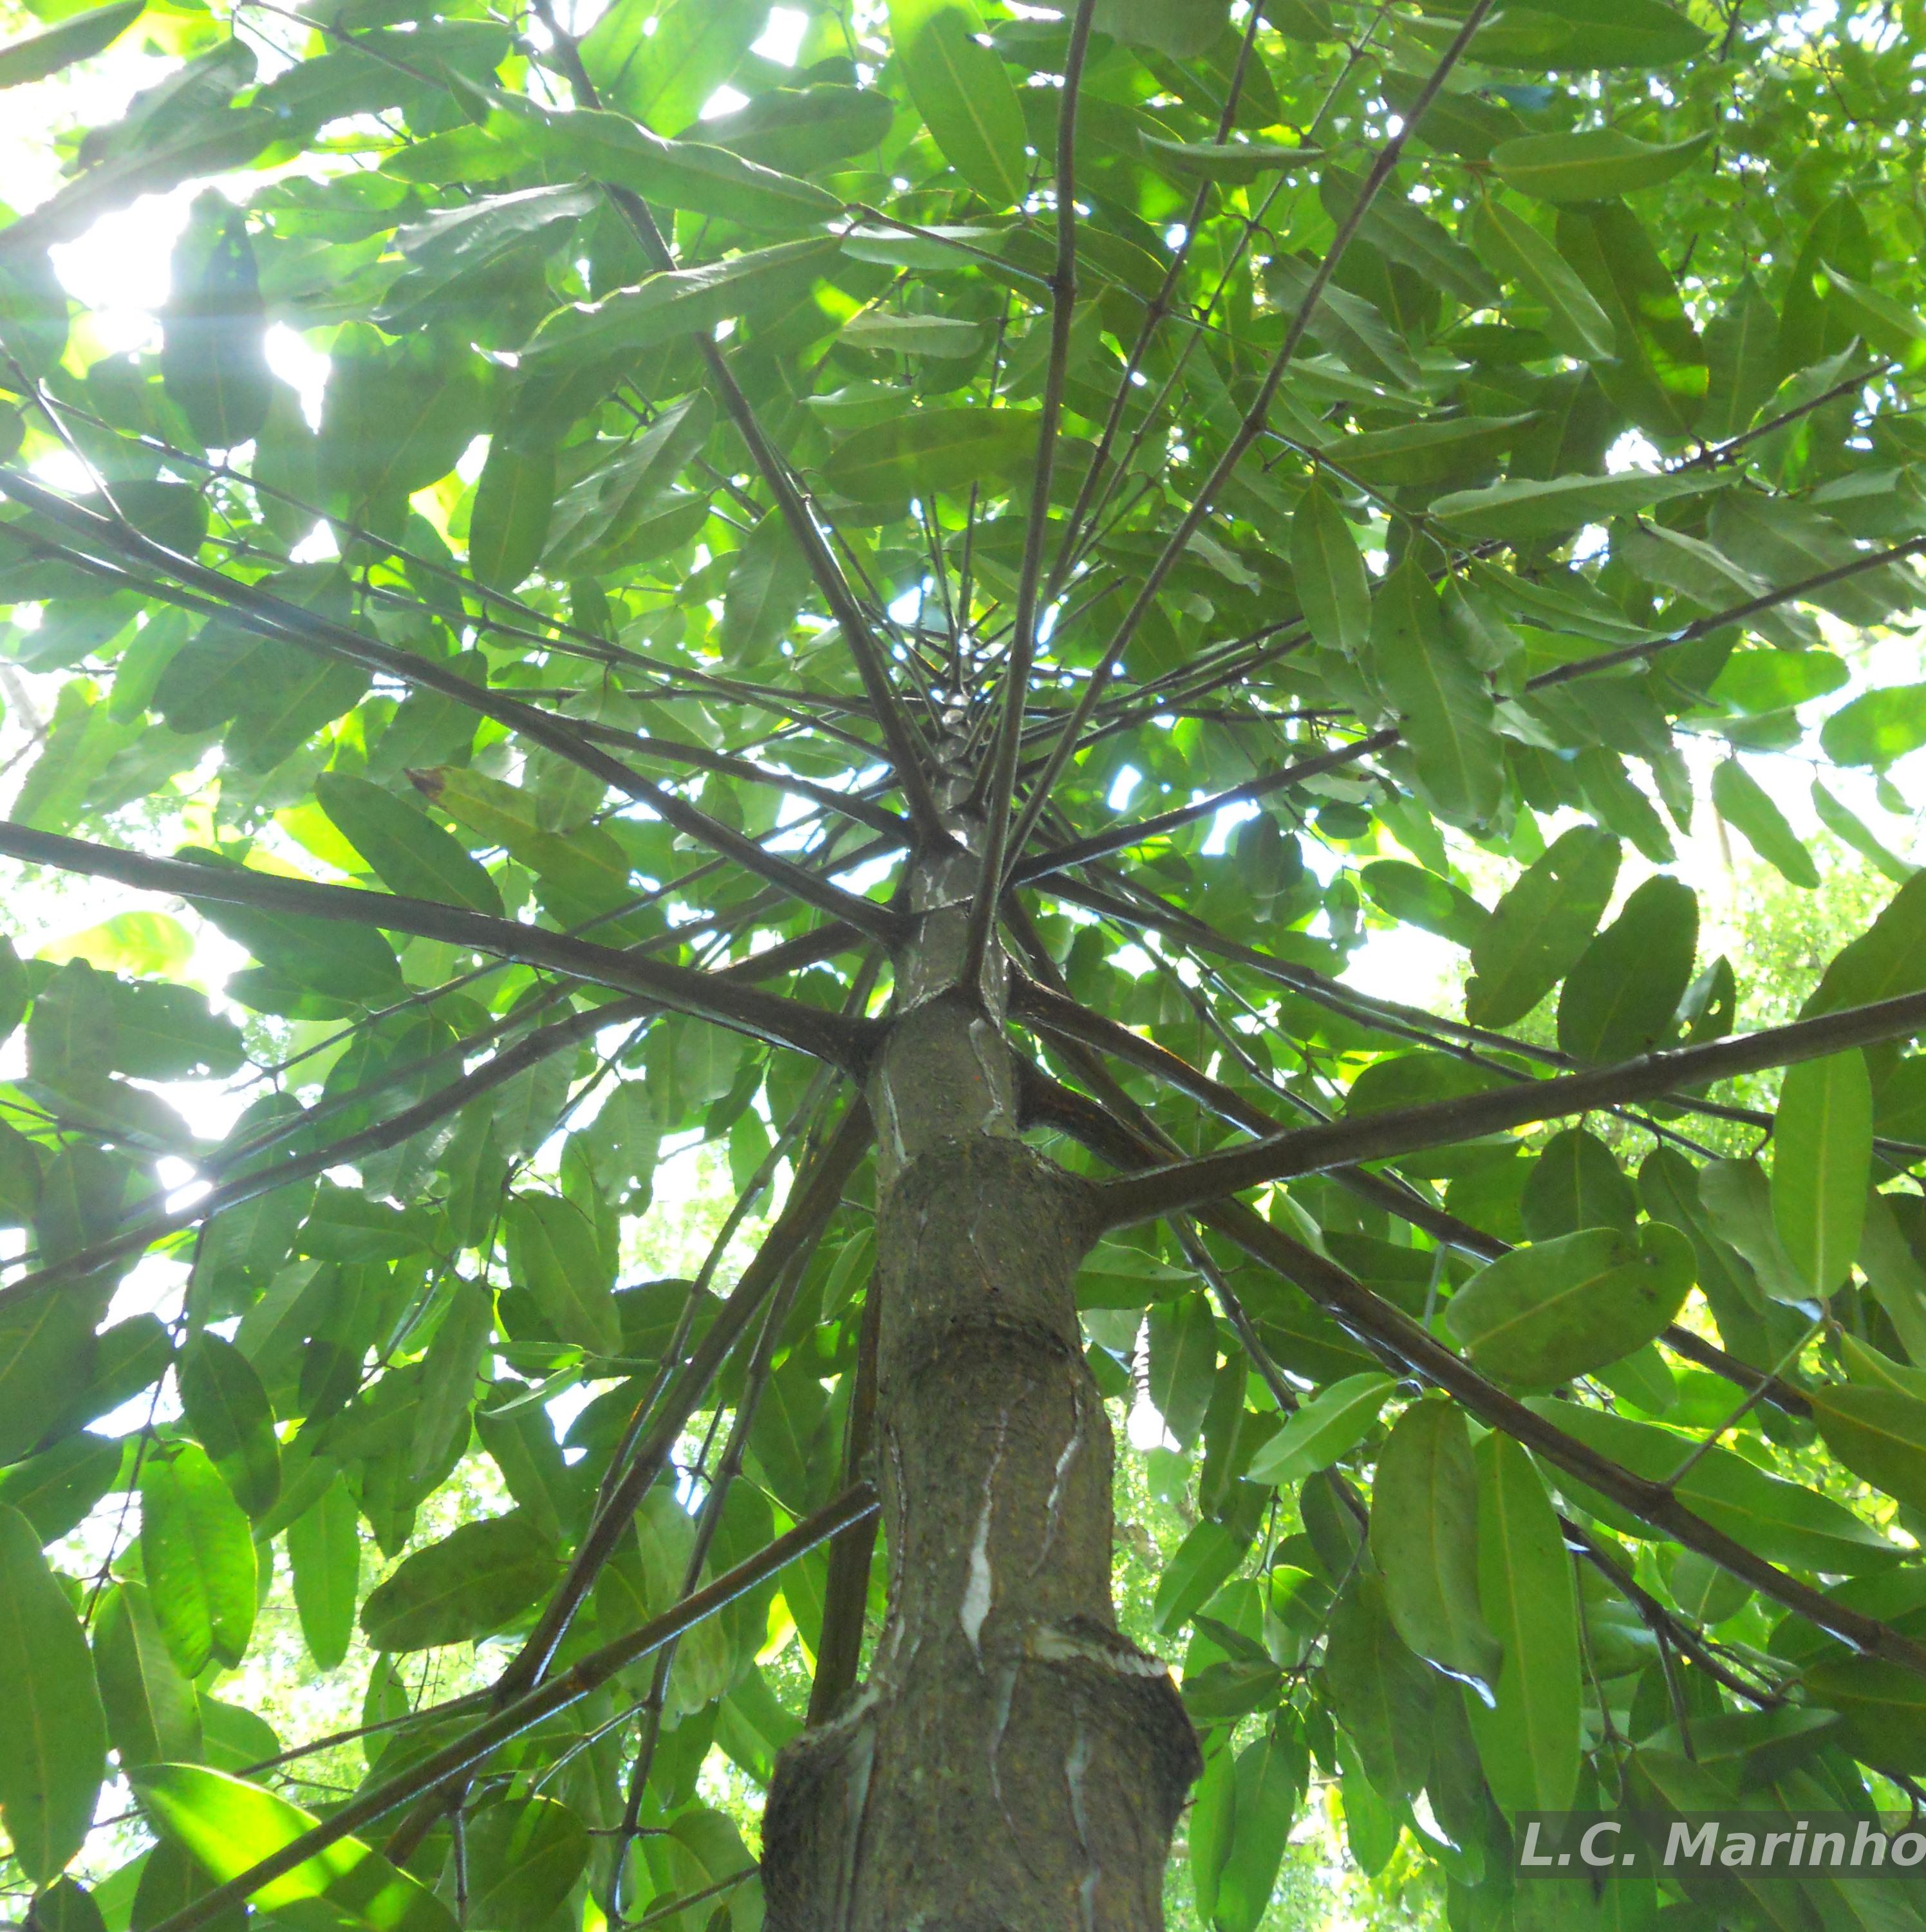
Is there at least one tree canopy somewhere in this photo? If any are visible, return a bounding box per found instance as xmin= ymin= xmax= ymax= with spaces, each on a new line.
xmin=2 ymin=0 xmax=1926 ymax=1918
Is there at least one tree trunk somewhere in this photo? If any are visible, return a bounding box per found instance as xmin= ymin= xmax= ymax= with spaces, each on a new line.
xmin=763 ymin=766 xmax=1199 ymax=1930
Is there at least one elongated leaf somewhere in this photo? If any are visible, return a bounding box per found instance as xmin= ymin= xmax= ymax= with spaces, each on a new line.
xmin=1290 ymin=479 xmax=1370 ymax=658
xmin=140 ymin=1444 xmax=257 ymax=1676
xmin=1557 ymin=875 xmax=1697 ymax=1063
xmin=1466 ymin=825 xmax=1620 ymax=1026
xmin=1320 ymin=1573 xmax=1435 ymax=1798
xmin=888 ymin=0 xmax=1027 ymax=207
xmin=1371 ymin=561 xmax=1501 ymax=827
xmin=1712 ymin=757 xmax=1820 ymax=889
xmin=1468 ymin=201 xmax=1615 ymax=360
xmin=1490 ymin=128 xmax=1712 ymax=203
xmin=525 ymin=237 xmax=841 ymax=363
xmin=1245 ymin=1372 xmax=1395 ymax=1485
xmin=0 ymin=0 xmax=143 ymax=86
xmin=469 ymin=443 xmax=556 ymax=593
xmin=176 ymin=1332 xmax=280 ymax=1519
xmin=134 ymin=1765 xmax=455 ymax=1932
xmin=1772 ymin=1050 xmax=1873 ymax=1297
xmin=1215 ymin=1722 xmax=1308 ymax=1932
xmin=505 ymin=1194 xmax=621 ymax=1355
xmin=1148 ymin=1290 xmax=1219 ymax=1450
xmin=1369 ymin=1399 xmax=1498 ymax=1691
xmin=359 ymin=1510 xmax=559 ymax=1651
xmin=1467 ymin=1435 xmax=1578 ymax=1811
xmin=1431 ymin=468 xmax=1710 ymax=541
xmin=0 ymin=1503 xmax=108 ymax=1881
xmin=287 ymin=1478 xmax=360 ymax=1671
xmin=463 ymin=1799 xmax=590 ymax=1932
xmin=317 ymin=774 xmax=504 ymax=916
xmin=92 ymin=1581 xmax=203 ymax=1772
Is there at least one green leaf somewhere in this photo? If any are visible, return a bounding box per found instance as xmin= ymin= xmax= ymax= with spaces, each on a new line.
xmin=1803 ymin=1657 xmax=1926 ymax=1773
xmin=1151 ymin=1518 xmax=1245 ymax=1633
xmin=1331 ymin=413 xmax=1538 ymax=488
xmin=1244 ymin=1372 xmax=1396 ymax=1485
xmin=1318 ymin=163 xmax=1496 ymax=308
xmin=1820 ymin=685 xmax=1926 ymax=770
xmin=0 ymin=1434 xmax=122 ymax=1544
xmin=468 ymin=443 xmax=555 ymax=593
xmin=525 ymin=237 xmax=839 ymax=365
xmin=177 ymin=1332 xmax=280 ymax=1519
xmin=1431 ymin=468 xmax=1710 ymax=541
xmin=1533 ymin=1400 xmax=1898 ymax=1572
xmin=93 ymin=1581 xmax=204 ymax=1772
xmin=1520 ymin=1128 xmax=1638 ymax=1241
xmin=408 ymin=1280 xmax=492 ymax=1483
xmin=287 ymin=1478 xmax=360 ymax=1672
xmin=888 ymin=0 xmax=1027 ymax=207
xmin=1811 ymin=779 xmax=1915 ymax=885
xmin=1489 ymin=128 xmax=1712 ymax=204
xmin=1808 ymin=1382 xmax=1926 ymax=1516
xmin=1148 ymin=1290 xmax=1219 ymax=1450
xmin=0 ymin=0 xmax=142 ymax=85
xmin=1216 ymin=1720 xmax=1309 ymax=1932
xmin=1771 ymin=1050 xmax=1873 ymax=1297
xmin=133 ymin=1764 xmax=456 ymax=1932
xmin=1468 ymin=201 xmax=1615 ymax=361
xmin=1290 ymin=479 xmax=1370 ymax=658
xmin=160 ymin=197 xmax=268 ymax=451
xmin=505 ymin=1194 xmax=621 ymax=1355
xmin=140 ymin=1444 xmax=257 ymax=1676
xmin=512 ymin=105 xmax=843 ymax=230
xmin=359 ymin=1510 xmax=559 ymax=1651
xmin=1369 ymin=1399 xmax=1499 ymax=1691
xmin=463 ymin=1799 xmax=590 ymax=1932
xmin=1444 ymin=1224 xmax=1694 ymax=1390
xmin=1466 ymin=1435 xmax=1578 ymax=1812
xmin=841 ymin=312 xmax=984 ymax=358
xmin=1370 ymin=560 xmax=1501 ymax=827
xmin=821 ymin=407 xmax=1042 ymax=511
xmin=1143 ymin=135 xmax=1316 ymax=183
xmin=0 ymin=1286 xmax=98 ymax=1464
xmin=0 ymin=1503 xmax=108 ymax=1882
xmin=317 ymin=774 xmax=504 ymax=916
xmin=1320 ymin=1572 xmax=1435 ymax=1799
xmin=1358 ymin=861 xmax=1488 ymax=949
xmin=1466 ymin=825 xmax=1620 ymax=1027
xmin=1557 ymin=875 xmax=1697 ymax=1063
xmin=1712 ymin=758 xmax=1820 ymax=889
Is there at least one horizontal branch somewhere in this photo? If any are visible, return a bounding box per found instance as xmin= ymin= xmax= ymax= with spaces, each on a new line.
xmin=1022 ymin=1066 xmax=1926 ymax=1679
xmin=1097 ymin=983 xmax=1926 ymax=1228
xmin=138 ymin=1482 xmax=879 ymax=1932
xmin=0 ymin=472 xmax=906 ymax=943
xmin=1013 ymin=974 xmax=1809 ymax=1416
xmin=0 ymin=822 xmax=876 ymax=1069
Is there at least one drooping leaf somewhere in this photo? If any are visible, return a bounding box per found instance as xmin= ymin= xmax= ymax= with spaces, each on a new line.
xmin=1556 ymin=875 xmax=1697 ymax=1063
xmin=0 ymin=1503 xmax=108 ymax=1882
xmin=1771 ymin=1051 xmax=1873 ymax=1298
xmin=176 ymin=1332 xmax=280 ymax=1519
xmin=140 ymin=1444 xmax=257 ymax=1676
xmin=1369 ymin=1399 xmax=1499 ymax=1691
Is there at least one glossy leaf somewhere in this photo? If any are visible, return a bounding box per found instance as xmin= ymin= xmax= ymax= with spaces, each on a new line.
xmin=360 ymin=1510 xmax=560 ymax=1651
xmin=177 ymin=1332 xmax=280 ymax=1519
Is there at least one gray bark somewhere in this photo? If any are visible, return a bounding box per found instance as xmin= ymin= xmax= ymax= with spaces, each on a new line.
xmin=763 ymin=752 xmax=1199 ymax=1930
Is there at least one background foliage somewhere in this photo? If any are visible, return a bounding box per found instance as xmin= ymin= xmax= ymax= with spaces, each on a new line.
xmin=2 ymin=0 xmax=1926 ymax=1920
